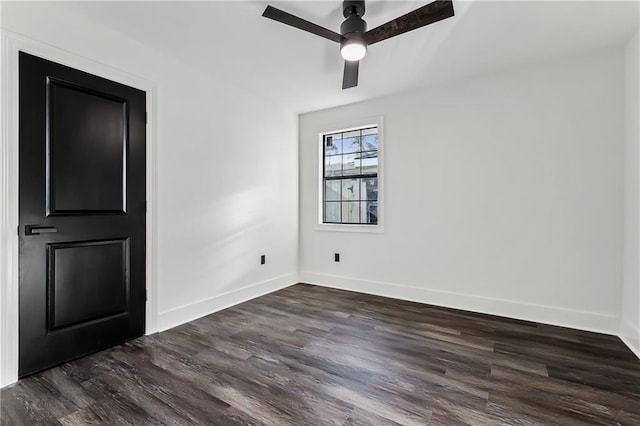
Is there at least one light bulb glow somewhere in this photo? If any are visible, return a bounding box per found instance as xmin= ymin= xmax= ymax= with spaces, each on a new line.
xmin=341 ymin=40 xmax=367 ymax=61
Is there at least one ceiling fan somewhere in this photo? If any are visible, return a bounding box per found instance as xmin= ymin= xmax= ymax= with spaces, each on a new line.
xmin=262 ymin=1 xmax=455 ymax=90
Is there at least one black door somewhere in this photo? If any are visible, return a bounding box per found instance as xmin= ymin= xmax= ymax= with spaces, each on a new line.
xmin=18 ymin=52 xmax=146 ymax=377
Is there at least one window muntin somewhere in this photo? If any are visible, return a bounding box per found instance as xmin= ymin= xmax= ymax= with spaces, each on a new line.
xmin=322 ymin=126 xmax=378 ymax=225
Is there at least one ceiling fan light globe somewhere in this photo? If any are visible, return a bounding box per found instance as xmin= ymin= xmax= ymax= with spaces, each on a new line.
xmin=341 ymin=41 xmax=367 ymax=61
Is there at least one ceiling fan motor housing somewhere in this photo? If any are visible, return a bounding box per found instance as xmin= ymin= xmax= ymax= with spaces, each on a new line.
xmin=340 ymin=1 xmax=367 ymax=60
xmin=341 ymin=0 xmax=367 ymax=37
xmin=340 ymin=13 xmax=367 ymax=59
xmin=341 ymin=1 xmax=367 ymax=50
xmin=341 ymin=14 xmax=367 ymax=37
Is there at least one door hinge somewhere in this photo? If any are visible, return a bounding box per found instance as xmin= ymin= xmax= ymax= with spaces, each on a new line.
xmin=145 ymin=200 xmax=148 ymax=213
xmin=17 ymin=225 xmax=20 ymax=236
xmin=145 ymin=111 xmax=148 ymax=124
xmin=145 ymin=289 xmax=148 ymax=302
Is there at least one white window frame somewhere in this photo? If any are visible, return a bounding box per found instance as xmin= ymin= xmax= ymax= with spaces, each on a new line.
xmin=316 ymin=116 xmax=384 ymax=233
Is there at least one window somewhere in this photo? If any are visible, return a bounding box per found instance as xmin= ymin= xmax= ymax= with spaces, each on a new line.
xmin=321 ymin=125 xmax=379 ymax=226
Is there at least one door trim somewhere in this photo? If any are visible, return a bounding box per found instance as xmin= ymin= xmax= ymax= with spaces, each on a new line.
xmin=1 ymin=30 xmax=159 ymax=387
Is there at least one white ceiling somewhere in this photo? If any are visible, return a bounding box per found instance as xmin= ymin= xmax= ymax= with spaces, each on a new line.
xmin=61 ymin=0 xmax=639 ymax=113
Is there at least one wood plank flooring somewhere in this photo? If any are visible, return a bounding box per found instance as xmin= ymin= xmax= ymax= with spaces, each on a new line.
xmin=2 ymin=283 xmax=640 ymax=425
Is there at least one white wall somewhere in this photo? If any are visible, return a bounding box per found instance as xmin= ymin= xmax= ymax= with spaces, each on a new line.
xmin=622 ymin=31 xmax=640 ymax=357
xmin=1 ymin=2 xmax=298 ymax=386
xmin=300 ymin=48 xmax=625 ymax=333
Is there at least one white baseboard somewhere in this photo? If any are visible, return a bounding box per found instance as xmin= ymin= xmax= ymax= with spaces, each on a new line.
xmin=157 ymin=273 xmax=298 ymax=332
xmin=620 ymin=319 xmax=640 ymax=359
xmin=300 ymin=272 xmax=619 ymax=335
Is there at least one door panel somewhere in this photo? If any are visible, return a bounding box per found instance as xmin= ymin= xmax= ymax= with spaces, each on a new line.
xmin=48 ymin=239 xmax=129 ymax=331
xmin=48 ymin=79 xmax=128 ymax=214
xmin=19 ymin=52 xmax=146 ymax=377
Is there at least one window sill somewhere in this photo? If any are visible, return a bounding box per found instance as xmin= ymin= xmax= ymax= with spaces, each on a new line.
xmin=315 ymin=223 xmax=384 ymax=233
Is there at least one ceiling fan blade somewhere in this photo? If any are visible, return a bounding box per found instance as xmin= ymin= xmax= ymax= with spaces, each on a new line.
xmin=262 ymin=5 xmax=343 ymax=43
xmin=363 ymin=0 xmax=455 ymax=45
xmin=342 ymin=60 xmax=359 ymax=89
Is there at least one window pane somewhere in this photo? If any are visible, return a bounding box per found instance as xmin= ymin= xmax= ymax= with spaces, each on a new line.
xmin=361 ymin=201 xmax=378 ymax=224
xmin=361 ymin=128 xmax=378 ymax=151
xmin=360 ymin=151 xmax=378 ymax=175
xmin=324 ymin=202 xmax=341 ymax=223
xmin=324 ymin=134 xmax=342 ymax=156
xmin=361 ymin=177 xmax=378 ymax=201
xmin=342 ymin=130 xmax=361 ymax=154
xmin=321 ymin=125 xmax=379 ymax=226
xmin=342 ymin=153 xmax=361 ymax=176
xmin=324 ymin=155 xmax=342 ymax=177
xmin=341 ymin=179 xmax=359 ymax=201
xmin=342 ymin=201 xmax=360 ymax=223
xmin=325 ymin=180 xmax=341 ymax=201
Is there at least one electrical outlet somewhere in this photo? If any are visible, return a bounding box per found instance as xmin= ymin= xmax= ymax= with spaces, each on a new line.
xmin=260 ymin=254 xmax=266 ymax=265
xmin=334 ymin=253 xmax=340 ymax=262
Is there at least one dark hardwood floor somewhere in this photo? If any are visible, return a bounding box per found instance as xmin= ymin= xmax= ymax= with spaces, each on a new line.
xmin=2 ymin=283 xmax=640 ymax=425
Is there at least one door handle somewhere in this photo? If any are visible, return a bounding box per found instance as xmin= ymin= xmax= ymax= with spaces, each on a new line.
xmin=25 ymin=225 xmax=58 ymax=235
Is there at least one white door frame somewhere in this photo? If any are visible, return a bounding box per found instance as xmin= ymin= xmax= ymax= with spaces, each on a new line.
xmin=0 ymin=31 xmax=159 ymax=387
